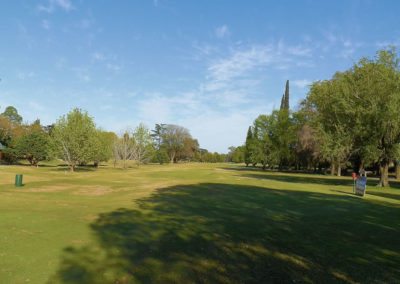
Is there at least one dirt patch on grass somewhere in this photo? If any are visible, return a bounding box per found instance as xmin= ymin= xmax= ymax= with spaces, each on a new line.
xmin=28 ymin=185 xmax=75 ymax=192
xmin=74 ymin=185 xmax=114 ymax=196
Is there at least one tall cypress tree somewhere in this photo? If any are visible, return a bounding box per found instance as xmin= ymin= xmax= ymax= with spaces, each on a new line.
xmin=244 ymin=126 xmax=253 ymax=167
xmin=284 ymin=80 xmax=290 ymax=110
xmin=279 ymin=94 xmax=285 ymax=110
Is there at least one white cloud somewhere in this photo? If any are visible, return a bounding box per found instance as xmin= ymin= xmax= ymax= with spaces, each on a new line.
xmin=292 ymin=79 xmax=312 ymax=89
xmin=208 ymin=45 xmax=272 ymax=82
xmin=287 ymin=45 xmax=312 ymax=57
xmin=72 ymin=67 xmax=91 ymax=82
xmin=92 ymin=52 xmax=105 ymax=61
xmin=38 ymin=0 xmax=74 ymax=13
xmin=106 ymin=63 xmax=121 ymax=72
xmin=215 ymin=25 xmax=230 ymax=39
xmin=17 ymin=71 xmax=35 ymax=80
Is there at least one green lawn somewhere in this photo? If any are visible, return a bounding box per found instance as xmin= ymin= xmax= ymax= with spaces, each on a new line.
xmin=0 ymin=163 xmax=399 ymax=283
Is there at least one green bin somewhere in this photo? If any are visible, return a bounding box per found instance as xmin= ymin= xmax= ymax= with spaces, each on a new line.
xmin=15 ymin=174 xmax=23 ymax=187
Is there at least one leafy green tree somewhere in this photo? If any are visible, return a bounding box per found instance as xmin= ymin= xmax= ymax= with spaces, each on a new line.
xmin=227 ymin=146 xmax=245 ymax=163
xmin=52 ymin=108 xmax=97 ymax=172
xmin=92 ymin=130 xmax=117 ymax=167
xmin=132 ymin=123 xmax=155 ymax=165
xmin=305 ymin=48 xmax=400 ymax=185
xmin=161 ymin=124 xmax=193 ymax=163
xmin=0 ymin=116 xmax=13 ymax=146
xmin=15 ymin=131 xmax=50 ymax=166
xmin=351 ymin=48 xmax=400 ymax=186
xmin=268 ymin=110 xmax=296 ymax=170
xmin=1 ymin=106 xmax=23 ymax=124
xmin=151 ymin=124 xmax=168 ymax=164
xmin=306 ymin=74 xmax=355 ymax=176
xmin=253 ymin=115 xmax=278 ymax=170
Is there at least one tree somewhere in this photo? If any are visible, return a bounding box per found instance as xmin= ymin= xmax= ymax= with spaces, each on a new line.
xmin=306 ymin=75 xmax=355 ymax=176
xmin=161 ymin=124 xmax=193 ymax=163
xmin=227 ymin=146 xmax=245 ymax=163
xmin=131 ymin=123 xmax=154 ymax=165
xmin=253 ymin=114 xmax=278 ymax=170
xmin=92 ymin=130 xmax=116 ymax=167
xmin=0 ymin=115 xmax=13 ymax=146
xmin=113 ymin=132 xmax=136 ymax=169
xmin=279 ymin=80 xmax=290 ymax=111
xmin=151 ymin=124 xmax=168 ymax=164
xmin=177 ymin=137 xmax=199 ymax=161
xmin=268 ymin=110 xmax=296 ymax=170
xmin=1 ymin=106 xmax=22 ymax=124
xmin=244 ymin=126 xmax=254 ymax=166
xmin=15 ymin=131 xmax=50 ymax=166
xmin=52 ymin=108 xmax=97 ymax=172
xmin=352 ymin=49 xmax=400 ymax=186
xmin=305 ymin=48 xmax=400 ymax=185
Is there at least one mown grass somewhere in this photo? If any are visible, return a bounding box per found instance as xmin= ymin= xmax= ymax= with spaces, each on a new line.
xmin=0 ymin=163 xmax=399 ymax=283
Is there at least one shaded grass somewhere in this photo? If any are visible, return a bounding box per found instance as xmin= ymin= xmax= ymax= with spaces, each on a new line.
xmin=0 ymin=163 xmax=399 ymax=283
xmin=51 ymin=183 xmax=400 ymax=284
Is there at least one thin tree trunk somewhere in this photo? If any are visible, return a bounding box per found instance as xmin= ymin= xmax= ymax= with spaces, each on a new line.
xmin=379 ymin=162 xmax=389 ymax=187
xmin=330 ymin=162 xmax=336 ymax=176
xmin=337 ymin=162 xmax=341 ymax=177
xmin=395 ymin=161 xmax=400 ymax=180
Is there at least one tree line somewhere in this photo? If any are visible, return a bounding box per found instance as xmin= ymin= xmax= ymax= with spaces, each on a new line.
xmin=0 ymin=107 xmax=227 ymax=171
xmin=239 ymin=48 xmax=400 ymax=187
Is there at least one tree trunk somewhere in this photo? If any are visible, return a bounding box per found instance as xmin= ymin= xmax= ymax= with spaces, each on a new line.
xmin=330 ymin=162 xmax=336 ymax=176
xmin=70 ymin=165 xmax=75 ymax=172
xmin=395 ymin=161 xmax=400 ymax=180
xmin=337 ymin=162 xmax=341 ymax=177
xmin=379 ymin=162 xmax=389 ymax=187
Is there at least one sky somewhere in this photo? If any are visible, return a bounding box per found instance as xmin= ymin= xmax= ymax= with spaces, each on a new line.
xmin=0 ymin=0 xmax=399 ymax=152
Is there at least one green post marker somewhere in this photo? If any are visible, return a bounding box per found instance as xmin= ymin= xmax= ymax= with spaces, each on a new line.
xmin=15 ymin=174 xmax=23 ymax=187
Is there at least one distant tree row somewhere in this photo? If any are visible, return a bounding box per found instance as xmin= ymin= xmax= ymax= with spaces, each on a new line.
xmin=0 ymin=107 xmax=227 ymax=170
xmin=242 ymin=48 xmax=400 ymax=187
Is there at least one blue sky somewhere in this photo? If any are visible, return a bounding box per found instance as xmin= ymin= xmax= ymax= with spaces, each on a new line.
xmin=0 ymin=0 xmax=399 ymax=152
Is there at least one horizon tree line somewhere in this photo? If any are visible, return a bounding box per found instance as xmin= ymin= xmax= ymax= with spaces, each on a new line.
xmin=0 ymin=107 xmax=227 ymax=170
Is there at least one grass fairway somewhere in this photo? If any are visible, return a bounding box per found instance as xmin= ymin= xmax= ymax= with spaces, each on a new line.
xmin=0 ymin=163 xmax=399 ymax=283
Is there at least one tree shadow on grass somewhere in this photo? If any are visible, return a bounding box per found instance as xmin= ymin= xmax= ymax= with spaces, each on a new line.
xmin=222 ymin=167 xmax=400 ymax=190
xmin=50 ymin=166 xmax=97 ymax=172
xmin=50 ymin=183 xmax=400 ymax=283
xmin=366 ymin=191 xmax=400 ymax=201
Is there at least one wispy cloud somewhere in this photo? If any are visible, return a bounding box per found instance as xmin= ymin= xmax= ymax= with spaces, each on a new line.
xmin=215 ymin=25 xmax=230 ymax=39
xmin=38 ymin=0 xmax=74 ymax=13
xmin=207 ymin=45 xmax=272 ymax=82
xmin=320 ymin=30 xmax=364 ymax=58
xmin=106 ymin=63 xmax=122 ymax=72
xmin=206 ymin=41 xmax=314 ymax=86
xmin=292 ymin=79 xmax=312 ymax=89
xmin=92 ymin=52 xmax=105 ymax=61
xmin=72 ymin=67 xmax=91 ymax=82
xmin=17 ymin=71 xmax=35 ymax=80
